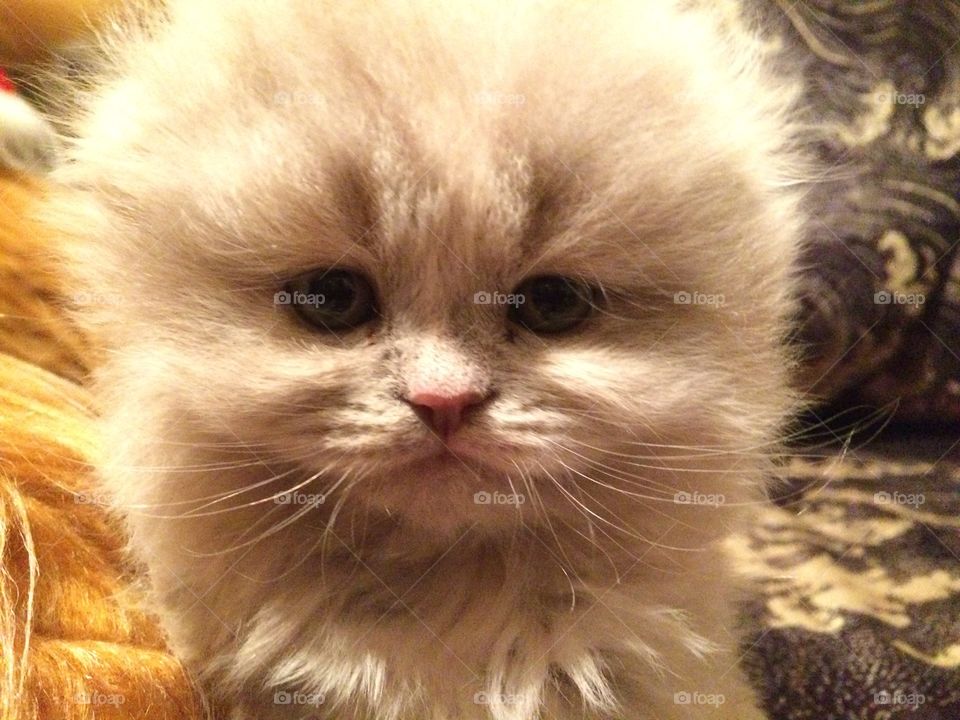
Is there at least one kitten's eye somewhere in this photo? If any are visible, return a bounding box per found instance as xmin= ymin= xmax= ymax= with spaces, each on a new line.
xmin=508 ymin=275 xmax=594 ymax=334
xmin=284 ymin=269 xmax=377 ymax=330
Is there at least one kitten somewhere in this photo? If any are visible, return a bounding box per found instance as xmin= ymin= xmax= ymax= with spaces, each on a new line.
xmin=48 ymin=1 xmax=804 ymax=718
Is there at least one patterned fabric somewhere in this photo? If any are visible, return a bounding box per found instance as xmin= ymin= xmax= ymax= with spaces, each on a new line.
xmin=704 ymin=6 xmax=960 ymax=714
xmin=735 ymin=438 xmax=960 ymax=719
xmin=748 ymin=0 xmax=960 ymax=422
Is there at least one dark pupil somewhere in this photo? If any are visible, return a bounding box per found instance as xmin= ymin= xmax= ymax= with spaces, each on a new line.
xmin=310 ymin=272 xmax=355 ymax=312
xmin=531 ymin=278 xmax=581 ymax=317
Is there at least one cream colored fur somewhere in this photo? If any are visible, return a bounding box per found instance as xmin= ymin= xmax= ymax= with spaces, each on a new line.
xmin=47 ymin=1 xmax=805 ymax=718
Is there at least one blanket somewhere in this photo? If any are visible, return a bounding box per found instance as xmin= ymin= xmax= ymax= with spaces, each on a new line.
xmin=740 ymin=438 xmax=960 ymax=718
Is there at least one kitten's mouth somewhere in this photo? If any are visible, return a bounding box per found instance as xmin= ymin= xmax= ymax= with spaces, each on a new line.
xmin=416 ymin=441 xmax=493 ymax=472
xmin=358 ymin=439 xmax=530 ymax=536
xmin=389 ymin=434 xmax=513 ymax=479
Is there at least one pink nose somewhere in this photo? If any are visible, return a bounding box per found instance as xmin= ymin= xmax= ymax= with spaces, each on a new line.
xmin=407 ymin=390 xmax=489 ymax=439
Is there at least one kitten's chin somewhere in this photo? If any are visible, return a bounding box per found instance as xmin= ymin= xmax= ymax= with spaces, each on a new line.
xmin=354 ymin=444 xmax=530 ymax=538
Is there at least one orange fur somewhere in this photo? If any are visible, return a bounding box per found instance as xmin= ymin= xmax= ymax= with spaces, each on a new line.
xmin=0 ymin=173 xmax=203 ymax=720
xmin=0 ymin=0 xmax=125 ymax=63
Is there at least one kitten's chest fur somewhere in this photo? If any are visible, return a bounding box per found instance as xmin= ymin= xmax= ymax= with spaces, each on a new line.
xmin=178 ymin=514 xmax=758 ymax=720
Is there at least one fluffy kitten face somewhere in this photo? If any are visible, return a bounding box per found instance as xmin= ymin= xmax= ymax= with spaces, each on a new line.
xmin=59 ymin=0 xmax=796 ymax=537
xmin=51 ymin=1 xmax=801 ymax=717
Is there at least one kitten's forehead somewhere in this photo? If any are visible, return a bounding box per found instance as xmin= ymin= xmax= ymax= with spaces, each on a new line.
xmin=76 ymin=0 xmax=792 ymax=308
